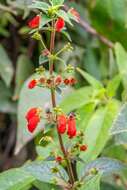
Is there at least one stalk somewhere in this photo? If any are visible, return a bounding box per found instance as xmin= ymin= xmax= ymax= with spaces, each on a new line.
xmin=49 ymin=20 xmax=75 ymax=186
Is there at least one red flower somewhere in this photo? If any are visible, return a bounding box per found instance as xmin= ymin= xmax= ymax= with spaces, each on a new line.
xmin=64 ymin=78 xmax=70 ymax=85
xmin=80 ymin=144 xmax=88 ymax=152
xmin=69 ymin=8 xmax=80 ymax=22
xmin=28 ymin=79 xmax=37 ymax=89
xmin=55 ymin=75 xmax=62 ymax=85
xmin=69 ymin=77 xmax=77 ymax=85
xmin=57 ymin=115 xmax=67 ymax=134
xmin=27 ymin=116 xmax=40 ymax=133
xmin=55 ymin=18 xmax=65 ymax=32
xmin=28 ymin=15 xmax=40 ymax=29
xmin=26 ymin=107 xmax=38 ymax=121
xmin=67 ymin=115 xmax=77 ymax=138
xmin=56 ymin=156 xmax=63 ymax=163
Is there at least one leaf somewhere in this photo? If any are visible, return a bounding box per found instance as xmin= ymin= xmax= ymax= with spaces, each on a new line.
xmin=39 ymin=55 xmax=49 ymax=65
xmin=52 ymin=0 xmax=64 ymax=5
xmin=33 ymin=181 xmax=61 ymax=190
xmin=29 ymin=0 xmax=49 ymax=11
xmin=40 ymin=14 xmax=52 ymax=28
xmin=91 ymin=0 xmax=127 ymax=48
xmin=81 ymin=157 xmax=126 ymax=179
xmin=15 ymin=74 xmax=71 ymax=154
xmin=60 ymin=86 xmax=93 ymax=113
xmin=0 ymin=81 xmax=16 ymax=113
xmin=106 ymin=74 xmax=121 ymax=97
xmin=0 ymin=168 xmax=34 ymax=190
xmin=110 ymin=103 xmax=127 ymax=135
xmin=0 ymin=44 xmax=14 ymax=86
xmin=77 ymin=67 xmax=103 ymax=89
xmin=80 ymin=175 xmax=101 ymax=190
xmin=83 ymin=100 xmax=120 ymax=162
xmin=13 ymin=55 xmax=34 ymax=99
xmin=56 ymin=10 xmax=72 ymax=25
xmin=23 ymin=160 xmax=68 ymax=184
xmin=61 ymin=30 xmax=72 ymax=41
xmin=115 ymin=43 xmax=127 ymax=90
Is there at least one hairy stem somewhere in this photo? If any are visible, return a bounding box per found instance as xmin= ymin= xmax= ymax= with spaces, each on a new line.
xmin=49 ymin=20 xmax=75 ymax=186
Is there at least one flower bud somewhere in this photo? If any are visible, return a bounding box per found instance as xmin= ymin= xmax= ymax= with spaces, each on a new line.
xmin=55 ymin=18 xmax=65 ymax=32
xmin=28 ymin=79 xmax=37 ymax=89
xmin=28 ymin=15 xmax=40 ymax=29
xmin=67 ymin=114 xmax=77 ymax=138
xmin=57 ymin=114 xmax=67 ymax=134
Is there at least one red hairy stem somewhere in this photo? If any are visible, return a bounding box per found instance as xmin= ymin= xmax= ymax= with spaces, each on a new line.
xmin=49 ymin=20 xmax=75 ymax=185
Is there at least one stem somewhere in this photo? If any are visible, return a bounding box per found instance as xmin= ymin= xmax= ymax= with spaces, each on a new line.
xmin=49 ymin=20 xmax=75 ymax=186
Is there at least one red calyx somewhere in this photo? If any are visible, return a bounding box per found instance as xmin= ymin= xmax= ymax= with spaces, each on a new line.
xmin=26 ymin=107 xmax=38 ymax=121
xmin=28 ymin=79 xmax=37 ymax=89
xmin=28 ymin=15 xmax=40 ymax=29
xmin=27 ymin=116 xmax=40 ymax=133
xmin=80 ymin=144 xmax=88 ymax=152
xmin=55 ymin=18 xmax=65 ymax=32
xmin=69 ymin=8 xmax=80 ymax=22
xmin=57 ymin=115 xmax=67 ymax=134
xmin=55 ymin=75 xmax=62 ymax=85
xmin=56 ymin=156 xmax=63 ymax=163
xmin=64 ymin=78 xmax=70 ymax=85
xmin=69 ymin=77 xmax=77 ymax=85
xmin=67 ymin=115 xmax=77 ymax=138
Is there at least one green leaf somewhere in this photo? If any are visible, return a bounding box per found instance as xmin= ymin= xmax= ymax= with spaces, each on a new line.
xmin=15 ymin=74 xmax=72 ymax=154
xmin=61 ymin=30 xmax=72 ymax=41
xmin=0 ymin=81 xmax=16 ymax=113
xmin=56 ymin=10 xmax=72 ymax=25
xmin=83 ymin=100 xmax=120 ymax=162
xmin=0 ymin=44 xmax=14 ymax=86
xmin=115 ymin=43 xmax=127 ymax=90
xmin=80 ymin=175 xmax=101 ymax=190
xmin=77 ymin=67 xmax=103 ymax=89
xmin=81 ymin=157 xmax=126 ymax=178
xmin=23 ymin=160 xmax=68 ymax=184
xmin=106 ymin=74 xmax=121 ymax=97
xmin=91 ymin=0 xmax=127 ymax=48
xmin=29 ymin=1 xmax=49 ymax=11
xmin=39 ymin=55 xmax=49 ymax=65
xmin=110 ymin=103 xmax=127 ymax=135
xmin=52 ymin=0 xmax=64 ymax=5
xmin=33 ymin=181 xmax=61 ymax=190
xmin=0 ymin=168 xmax=34 ymax=190
xmin=60 ymin=87 xmax=93 ymax=113
xmin=13 ymin=55 xmax=34 ymax=99
xmin=40 ymin=14 xmax=52 ymax=28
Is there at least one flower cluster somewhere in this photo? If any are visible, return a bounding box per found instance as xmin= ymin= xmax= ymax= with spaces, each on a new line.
xmin=28 ymin=75 xmax=77 ymax=89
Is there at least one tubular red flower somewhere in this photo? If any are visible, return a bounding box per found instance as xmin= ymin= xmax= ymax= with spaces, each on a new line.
xmin=57 ymin=115 xmax=67 ymax=134
xmin=55 ymin=18 xmax=65 ymax=32
xmin=67 ymin=115 xmax=77 ymax=138
xmin=27 ymin=116 xmax=40 ymax=133
xmin=28 ymin=15 xmax=40 ymax=29
xmin=80 ymin=144 xmax=88 ymax=152
xmin=26 ymin=107 xmax=38 ymax=121
xmin=28 ymin=79 xmax=37 ymax=89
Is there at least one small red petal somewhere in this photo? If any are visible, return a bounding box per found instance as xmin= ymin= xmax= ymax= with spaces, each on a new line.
xmin=55 ymin=76 xmax=62 ymax=85
xmin=25 ymin=107 xmax=38 ymax=121
xmin=80 ymin=145 xmax=88 ymax=151
xmin=27 ymin=116 xmax=40 ymax=133
xmin=64 ymin=78 xmax=70 ymax=85
xmin=55 ymin=18 xmax=65 ymax=32
xmin=56 ymin=156 xmax=62 ymax=162
xmin=69 ymin=78 xmax=77 ymax=85
xmin=67 ymin=115 xmax=77 ymax=138
xmin=28 ymin=79 xmax=37 ymax=89
xmin=57 ymin=115 xmax=67 ymax=134
xmin=28 ymin=15 xmax=40 ymax=29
